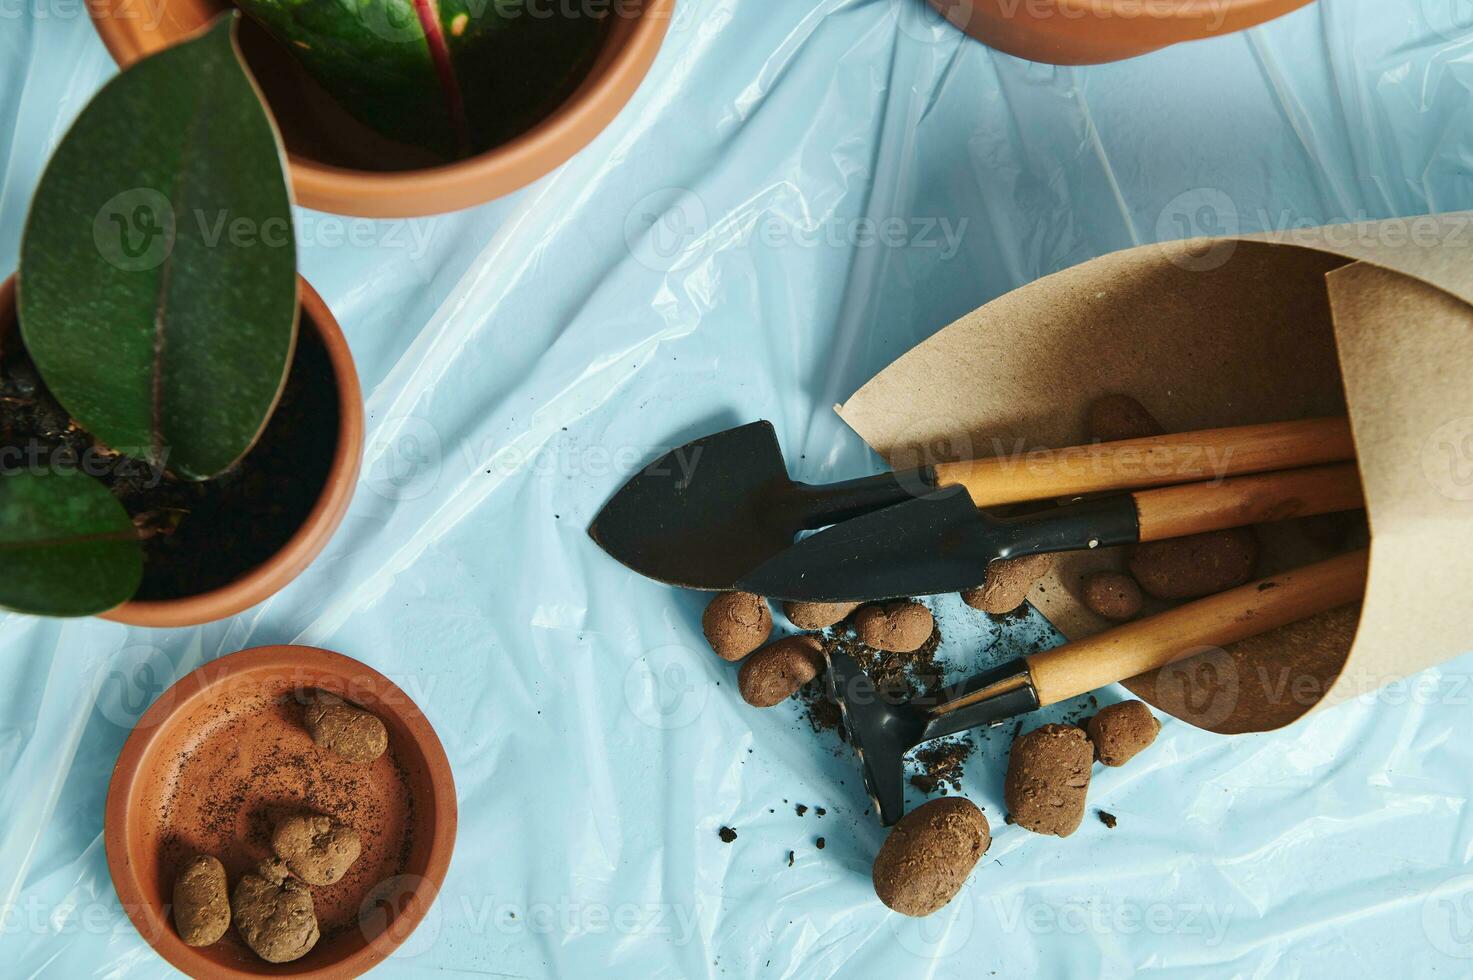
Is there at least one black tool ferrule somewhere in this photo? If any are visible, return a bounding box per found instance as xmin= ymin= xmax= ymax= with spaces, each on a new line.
xmin=990 ymin=492 xmax=1141 ymax=560
xmin=790 ymin=466 xmax=938 ymax=530
xmin=919 ymin=660 xmax=1041 ymax=743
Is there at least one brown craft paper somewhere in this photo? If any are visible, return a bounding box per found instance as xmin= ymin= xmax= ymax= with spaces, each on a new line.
xmin=838 ymin=214 xmax=1473 ymax=734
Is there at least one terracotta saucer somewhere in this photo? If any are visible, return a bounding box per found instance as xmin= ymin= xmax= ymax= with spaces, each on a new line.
xmin=105 ymin=646 xmax=456 ymax=978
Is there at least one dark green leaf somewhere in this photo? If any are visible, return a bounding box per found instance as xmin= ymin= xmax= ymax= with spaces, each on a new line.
xmin=235 ymin=0 xmax=607 ymax=159
xmin=0 ymin=469 xmax=143 ymax=617
xmin=19 ymin=14 xmax=297 ymax=481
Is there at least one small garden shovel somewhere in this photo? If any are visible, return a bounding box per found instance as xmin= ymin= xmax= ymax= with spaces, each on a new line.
xmin=589 ymin=417 xmax=1358 ymax=594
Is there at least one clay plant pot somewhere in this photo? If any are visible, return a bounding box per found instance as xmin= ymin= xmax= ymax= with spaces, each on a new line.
xmin=89 ymin=0 xmax=676 ymax=217
xmin=106 ymin=645 xmax=457 ymax=979
xmin=0 ymin=274 xmax=363 ymax=627
xmin=929 ymin=0 xmax=1315 ymax=65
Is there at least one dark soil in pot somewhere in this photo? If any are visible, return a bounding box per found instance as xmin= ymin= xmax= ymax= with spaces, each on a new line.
xmin=0 ymin=329 xmax=338 ymax=601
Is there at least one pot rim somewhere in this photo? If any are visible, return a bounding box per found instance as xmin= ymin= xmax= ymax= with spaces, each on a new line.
xmin=0 ymin=273 xmax=363 ymax=628
xmin=104 ymin=644 xmax=458 ymax=980
xmin=1049 ymin=0 xmax=1304 ymax=18
xmin=88 ymin=0 xmax=677 ymax=217
xmin=932 ymin=0 xmax=1315 ymax=64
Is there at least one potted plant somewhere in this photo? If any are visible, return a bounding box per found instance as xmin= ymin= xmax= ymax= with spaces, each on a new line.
xmin=0 ymin=14 xmax=362 ymax=626
xmin=88 ymin=0 xmax=677 ymax=217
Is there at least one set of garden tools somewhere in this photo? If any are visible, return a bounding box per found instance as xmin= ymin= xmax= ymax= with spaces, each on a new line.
xmin=590 ymin=417 xmax=1367 ymax=823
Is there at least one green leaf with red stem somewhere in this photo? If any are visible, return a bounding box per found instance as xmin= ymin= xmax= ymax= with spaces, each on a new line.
xmin=234 ymin=0 xmax=609 ymax=159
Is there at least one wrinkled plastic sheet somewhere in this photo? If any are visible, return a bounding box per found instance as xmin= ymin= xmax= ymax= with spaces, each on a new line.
xmin=5 ymin=1 xmax=1473 ymax=976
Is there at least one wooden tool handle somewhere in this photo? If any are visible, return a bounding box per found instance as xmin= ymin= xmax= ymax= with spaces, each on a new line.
xmin=1024 ymin=549 xmax=1368 ymax=707
xmin=932 ymin=417 xmax=1355 ymax=508
xmin=1133 ymin=463 xmax=1364 ymax=542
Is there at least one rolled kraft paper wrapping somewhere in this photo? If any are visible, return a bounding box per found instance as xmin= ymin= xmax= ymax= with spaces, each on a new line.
xmin=837 ymin=214 xmax=1473 ymax=734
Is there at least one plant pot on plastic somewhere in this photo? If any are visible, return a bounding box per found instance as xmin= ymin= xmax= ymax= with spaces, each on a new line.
xmin=0 ymin=275 xmax=363 ymax=627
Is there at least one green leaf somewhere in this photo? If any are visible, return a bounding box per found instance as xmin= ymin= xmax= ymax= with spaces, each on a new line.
xmin=234 ymin=0 xmax=607 ymax=159
xmin=0 ymin=469 xmax=143 ymax=617
xmin=18 ymin=14 xmax=297 ymax=482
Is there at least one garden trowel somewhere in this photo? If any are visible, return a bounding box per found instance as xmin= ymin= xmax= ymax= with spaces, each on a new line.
xmin=588 ymin=417 xmax=1357 ymax=592
xmin=738 ymin=462 xmax=1363 ymax=601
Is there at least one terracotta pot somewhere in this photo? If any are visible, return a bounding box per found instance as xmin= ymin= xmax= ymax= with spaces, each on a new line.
xmin=106 ymin=645 xmax=457 ymax=979
xmin=0 ymin=274 xmax=362 ymax=627
xmin=929 ymin=0 xmax=1315 ymax=64
xmin=89 ymin=0 xmax=676 ymax=217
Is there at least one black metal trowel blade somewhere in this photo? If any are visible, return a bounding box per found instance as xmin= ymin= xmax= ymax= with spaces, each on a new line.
xmin=737 ymin=488 xmax=1141 ymax=602
xmin=738 ymin=487 xmax=988 ymax=601
xmin=587 ymin=421 xmax=798 ymax=590
xmin=588 ymin=421 xmax=929 ymax=591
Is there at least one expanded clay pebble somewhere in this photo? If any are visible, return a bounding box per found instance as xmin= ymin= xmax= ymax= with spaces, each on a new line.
xmin=303 ymin=691 xmax=388 ymax=763
xmin=1086 ymin=393 xmax=1260 ymax=602
xmin=1129 ymin=527 xmax=1259 ymax=600
xmin=962 ymin=554 xmax=1052 ymax=615
xmin=853 ymin=601 xmax=934 ymax=653
xmin=738 ymin=635 xmax=826 ymax=707
xmin=1087 ymin=394 xmax=1165 ymax=442
xmin=872 ymin=797 xmax=990 ymax=917
xmin=172 ymin=854 xmax=230 ymax=947
xmin=1087 ymin=700 xmax=1161 ymax=767
xmin=1082 ymin=571 xmax=1143 ymax=622
xmin=702 ymin=591 xmax=773 ymax=661
xmin=271 ymin=812 xmax=362 ymax=885
xmin=783 ymin=600 xmax=861 ymax=631
xmin=232 ymin=858 xmax=320 ymax=964
xmin=1004 ymin=724 xmax=1092 ymax=838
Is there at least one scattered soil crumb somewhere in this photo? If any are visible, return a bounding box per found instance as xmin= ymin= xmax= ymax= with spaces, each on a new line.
xmin=829 ymin=624 xmax=944 ymax=703
xmin=1098 ymin=810 xmax=1118 ymax=829
xmin=718 ymin=827 xmax=737 ymax=843
xmin=816 ymin=837 xmax=826 ymax=849
xmin=795 ymin=804 xmax=808 ymax=816
xmin=797 ymin=681 xmax=845 ymax=740
xmin=909 ymin=738 xmax=975 ymax=794
xmin=786 ymin=851 xmax=795 ymax=867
